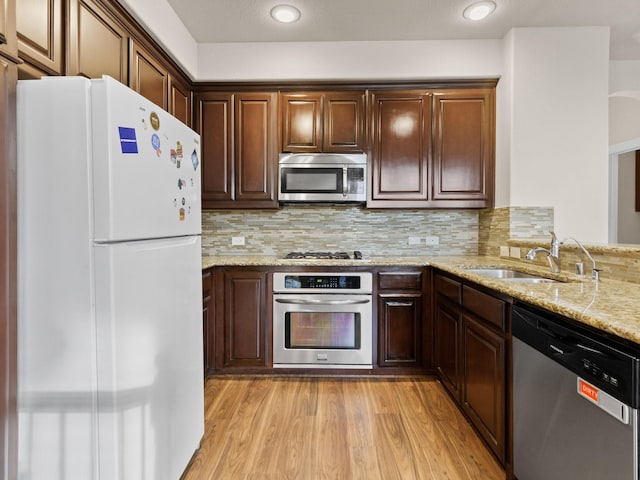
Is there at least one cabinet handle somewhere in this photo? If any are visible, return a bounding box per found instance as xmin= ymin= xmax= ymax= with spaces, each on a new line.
xmin=342 ymin=165 xmax=348 ymax=196
xmin=387 ymin=302 xmax=413 ymax=307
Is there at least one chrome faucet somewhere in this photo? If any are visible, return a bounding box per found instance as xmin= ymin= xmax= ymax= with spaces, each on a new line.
xmin=525 ymin=231 xmax=561 ymax=273
xmin=562 ymin=236 xmax=601 ymax=281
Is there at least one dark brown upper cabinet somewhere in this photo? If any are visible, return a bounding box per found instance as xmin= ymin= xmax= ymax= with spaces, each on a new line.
xmin=67 ymin=0 xmax=128 ymax=83
xmin=368 ymin=86 xmax=495 ymax=209
xmin=281 ymin=91 xmax=365 ymax=153
xmin=195 ymin=92 xmax=232 ymax=205
xmin=169 ymin=75 xmax=192 ymax=127
xmin=432 ymin=88 xmax=495 ymax=207
xmin=195 ymin=91 xmax=278 ymax=209
xmin=129 ymin=39 xmax=168 ymax=110
xmin=368 ymin=90 xmax=432 ymax=207
xmin=17 ymin=0 xmax=62 ymax=75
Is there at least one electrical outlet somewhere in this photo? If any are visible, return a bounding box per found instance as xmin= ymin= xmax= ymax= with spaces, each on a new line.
xmin=231 ymin=236 xmax=245 ymax=246
xmin=425 ymin=236 xmax=439 ymax=246
xmin=499 ymin=246 xmax=509 ymax=257
xmin=408 ymin=236 xmax=422 ymax=245
xmin=510 ymin=247 xmax=521 ymax=259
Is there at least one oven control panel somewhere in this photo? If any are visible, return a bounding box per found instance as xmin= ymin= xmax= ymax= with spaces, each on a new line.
xmin=273 ymin=272 xmax=372 ymax=294
xmin=284 ymin=275 xmax=360 ymax=289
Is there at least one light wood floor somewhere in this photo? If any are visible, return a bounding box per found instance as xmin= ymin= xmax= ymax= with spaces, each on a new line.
xmin=182 ymin=376 xmax=505 ymax=480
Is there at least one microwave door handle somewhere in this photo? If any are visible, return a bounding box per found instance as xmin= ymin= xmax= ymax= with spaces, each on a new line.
xmin=275 ymin=298 xmax=371 ymax=305
xmin=342 ymin=166 xmax=348 ymax=196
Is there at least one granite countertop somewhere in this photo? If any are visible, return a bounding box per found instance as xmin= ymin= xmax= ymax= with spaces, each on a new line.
xmin=201 ymin=255 xmax=433 ymax=269
xmin=201 ymin=254 xmax=640 ymax=346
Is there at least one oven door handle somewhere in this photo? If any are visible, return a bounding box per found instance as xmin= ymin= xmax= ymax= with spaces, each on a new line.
xmin=275 ymin=298 xmax=371 ymax=305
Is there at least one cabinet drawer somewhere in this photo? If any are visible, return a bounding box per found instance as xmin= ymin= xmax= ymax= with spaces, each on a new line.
xmin=435 ymin=275 xmax=461 ymax=303
xmin=378 ymin=271 xmax=423 ymax=290
xmin=462 ymin=285 xmax=505 ymax=330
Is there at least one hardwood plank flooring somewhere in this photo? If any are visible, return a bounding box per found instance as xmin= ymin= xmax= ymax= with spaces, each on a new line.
xmin=182 ymin=376 xmax=505 ymax=480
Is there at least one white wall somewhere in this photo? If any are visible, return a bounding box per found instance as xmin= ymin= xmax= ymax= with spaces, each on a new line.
xmin=117 ymin=0 xmax=199 ymax=79
xmin=617 ymin=151 xmax=640 ymax=243
xmin=115 ymin=2 xmax=616 ymax=243
xmin=506 ymin=27 xmax=610 ymax=243
xmin=609 ymin=60 xmax=640 ymax=145
xmin=495 ymin=31 xmax=515 ymax=208
xmin=196 ymin=40 xmax=503 ymax=81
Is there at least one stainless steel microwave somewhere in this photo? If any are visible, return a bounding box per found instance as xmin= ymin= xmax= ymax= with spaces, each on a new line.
xmin=278 ymin=153 xmax=367 ymax=203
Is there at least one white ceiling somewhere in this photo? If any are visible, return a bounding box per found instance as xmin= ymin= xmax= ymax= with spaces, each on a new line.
xmin=165 ymin=0 xmax=640 ymax=60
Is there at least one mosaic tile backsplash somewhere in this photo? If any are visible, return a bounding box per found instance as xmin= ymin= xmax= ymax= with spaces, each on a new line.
xmin=478 ymin=206 xmax=554 ymax=256
xmin=202 ymin=205 xmax=640 ymax=283
xmin=202 ymin=206 xmax=480 ymax=257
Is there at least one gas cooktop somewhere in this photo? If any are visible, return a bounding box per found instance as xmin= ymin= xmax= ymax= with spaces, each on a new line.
xmin=284 ymin=251 xmax=362 ymax=260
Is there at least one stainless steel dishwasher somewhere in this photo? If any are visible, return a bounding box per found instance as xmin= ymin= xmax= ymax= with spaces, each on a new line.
xmin=513 ymin=303 xmax=640 ymax=480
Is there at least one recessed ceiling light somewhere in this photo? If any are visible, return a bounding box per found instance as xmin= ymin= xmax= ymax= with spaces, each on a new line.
xmin=270 ymin=4 xmax=301 ymax=24
xmin=462 ymin=1 xmax=496 ymax=21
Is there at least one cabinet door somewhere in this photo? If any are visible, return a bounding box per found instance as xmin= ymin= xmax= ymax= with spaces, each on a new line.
xmin=432 ymin=89 xmax=494 ymax=206
xmin=323 ymin=91 xmax=365 ymax=152
xmin=462 ymin=314 xmax=505 ymax=463
xmin=434 ymin=298 xmax=462 ymax=402
xmin=281 ymin=92 xmax=322 ymax=152
xmin=129 ymin=40 xmax=168 ymax=110
xmin=202 ymin=270 xmax=213 ymax=377
xmin=223 ymin=270 xmax=268 ymax=368
xmin=0 ymin=0 xmax=16 ymax=57
xmin=369 ymin=90 xmax=432 ymax=206
xmin=195 ymin=93 xmax=233 ymax=205
xmin=169 ymin=75 xmax=192 ymax=127
xmin=17 ymin=0 xmax=63 ymax=74
xmin=378 ymin=294 xmax=422 ymax=367
xmin=67 ymin=0 xmax=128 ymax=83
xmin=234 ymin=92 xmax=278 ymax=207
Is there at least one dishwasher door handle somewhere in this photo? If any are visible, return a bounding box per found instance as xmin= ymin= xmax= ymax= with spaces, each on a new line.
xmin=577 ymin=377 xmax=631 ymax=424
xmin=549 ymin=340 xmax=605 ymax=358
xmin=549 ymin=343 xmax=567 ymax=355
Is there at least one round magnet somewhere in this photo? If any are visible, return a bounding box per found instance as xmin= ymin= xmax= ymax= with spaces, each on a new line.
xmin=150 ymin=112 xmax=160 ymax=131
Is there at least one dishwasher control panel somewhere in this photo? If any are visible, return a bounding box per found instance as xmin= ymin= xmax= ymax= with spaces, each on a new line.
xmin=513 ymin=303 xmax=640 ymax=408
xmin=582 ymin=359 xmax=621 ymax=389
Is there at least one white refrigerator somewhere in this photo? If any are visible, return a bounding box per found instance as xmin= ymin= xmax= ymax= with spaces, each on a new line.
xmin=17 ymin=76 xmax=204 ymax=480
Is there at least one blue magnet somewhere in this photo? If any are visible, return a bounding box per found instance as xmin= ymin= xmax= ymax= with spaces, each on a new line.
xmin=118 ymin=127 xmax=138 ymax=154
xmin=191 ymin=150 xmax=199 ymax=171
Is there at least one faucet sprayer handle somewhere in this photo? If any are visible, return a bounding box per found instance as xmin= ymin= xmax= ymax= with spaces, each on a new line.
xmin=548 ymin=231 xmax=561 ymax=258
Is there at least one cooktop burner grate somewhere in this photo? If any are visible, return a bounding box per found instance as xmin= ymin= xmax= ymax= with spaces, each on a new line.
xmin=284 ymin=251 xmax=351 ymax=260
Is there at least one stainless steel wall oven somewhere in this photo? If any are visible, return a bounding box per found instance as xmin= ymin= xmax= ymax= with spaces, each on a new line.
xmin=272 ymin=272 xmax=373 ymax=368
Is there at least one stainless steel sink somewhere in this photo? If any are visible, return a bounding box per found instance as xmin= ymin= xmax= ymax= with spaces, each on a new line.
xmin=467 ymin=268 xmax=560 ymax=283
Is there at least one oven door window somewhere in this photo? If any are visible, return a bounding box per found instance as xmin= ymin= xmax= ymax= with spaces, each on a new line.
xmin=285 ymin=312 xmax=361 ymax=349
xmin=280 ymin=167 xmax=343 ymax=194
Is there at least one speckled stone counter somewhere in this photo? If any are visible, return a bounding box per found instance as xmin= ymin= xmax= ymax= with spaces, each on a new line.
xmin=201 ymin=254 xmax=640 ymax=346
xmin=429 ymin=256 xmax=640 ymax=346
xmin=201 ymin=255 xmax=432 ymax=269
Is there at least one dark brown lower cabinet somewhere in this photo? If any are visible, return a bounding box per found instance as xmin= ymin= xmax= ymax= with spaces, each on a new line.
xmin=202 ymin=269 xmax=213 ymax=377
xmin=434 ymin=297 xmax=462 ymax=401
xmin=462 ymin=313 xmax=505 ymax=463
xmin=376 ymin=270 xmax=426 ymax=369
xmin=433 ymin=271 xmax=508 ymax=467
xmin=220 ymin=268 xmax=269 ymax=369
xmin=378 ymin=294 xmax=422 ymax=366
